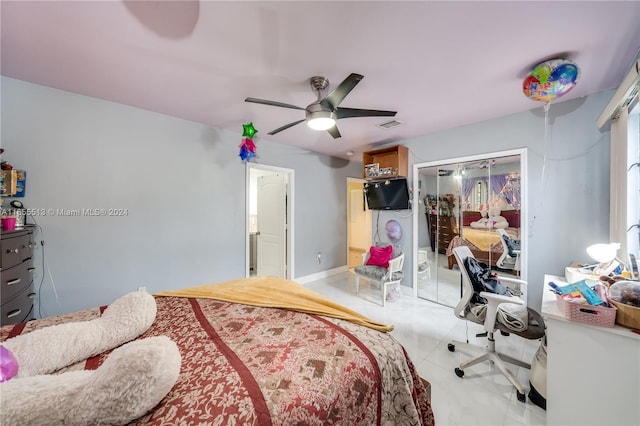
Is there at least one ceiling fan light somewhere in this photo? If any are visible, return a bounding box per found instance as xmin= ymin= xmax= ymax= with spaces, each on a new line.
xmin=307 ymin=117 xmax=336 ymax=130
xmin=306 ymin=110 xmax=336 ymax=131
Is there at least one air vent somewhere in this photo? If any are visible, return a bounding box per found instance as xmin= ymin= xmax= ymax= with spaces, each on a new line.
xmin=377 ymin=119 xmax=404 ymax=129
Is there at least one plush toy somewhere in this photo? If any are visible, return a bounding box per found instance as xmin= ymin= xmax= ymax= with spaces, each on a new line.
xmin=0 ymin=291 xmax=181 ymax=426
xmin=469 ymin=207 xmax=509 ymax=229
xmin=487 ymin=208 xmax=509 ymax=229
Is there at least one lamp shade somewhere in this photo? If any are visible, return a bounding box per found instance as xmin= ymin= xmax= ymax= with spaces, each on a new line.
xmin=586 ymin=243 xmax=620 ymax=263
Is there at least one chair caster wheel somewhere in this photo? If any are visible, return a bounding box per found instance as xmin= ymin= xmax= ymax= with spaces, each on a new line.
xmin=517 ymin=391 xmax=526 ymax=402
xmin=455 ymin=368 xmax=464 ymax=378
xmin=447 ymin=343 xmax=455 ymax=352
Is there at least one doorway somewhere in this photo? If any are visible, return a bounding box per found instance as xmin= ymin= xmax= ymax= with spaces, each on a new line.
xmin=412 ymin=149 xmax=527 ymax=307
xmin=246 ymin=164 xmax=294 ymax=279
xmin=346 ymin=178 xmax=372 ymax=269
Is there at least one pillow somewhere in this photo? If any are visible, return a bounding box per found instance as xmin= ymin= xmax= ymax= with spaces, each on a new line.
xmin=366 ymin=245 xmax=393 ymax=268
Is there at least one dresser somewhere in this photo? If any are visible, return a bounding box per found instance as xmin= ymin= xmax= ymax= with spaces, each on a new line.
xmin=1 ymin=227 xmax=36 ymax=325
xmin=428 ymin=213 xmax=458 ymax=254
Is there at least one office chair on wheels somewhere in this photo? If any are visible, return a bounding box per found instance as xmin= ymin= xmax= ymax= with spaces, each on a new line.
xmin=448 ymin=246 xmax=545 ymax=402
xmin=496 ymin=228 xmax=521 ymax=273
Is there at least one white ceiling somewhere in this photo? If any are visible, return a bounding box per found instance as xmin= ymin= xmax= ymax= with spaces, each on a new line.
xmin=2 ymin=1 xmax=639 ymax=160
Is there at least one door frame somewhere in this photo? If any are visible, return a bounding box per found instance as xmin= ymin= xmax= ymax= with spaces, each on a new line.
xmin=245 ymin=163 xmax=295 ymax=279
xmin=346 ymin=177 xmax=372 ymax=269
xmin=412 ymin=148 xmax=528 ymax=299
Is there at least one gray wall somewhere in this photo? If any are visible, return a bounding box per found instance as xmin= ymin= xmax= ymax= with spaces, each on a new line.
xmin=1 ymin=77 xmax=360 ymax=316
xmin=398 ymin=92 xmax=612 ymax=310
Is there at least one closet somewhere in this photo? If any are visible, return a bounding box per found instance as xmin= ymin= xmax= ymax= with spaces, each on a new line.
xmin=413 ymin=150 xmax=526 ymax=307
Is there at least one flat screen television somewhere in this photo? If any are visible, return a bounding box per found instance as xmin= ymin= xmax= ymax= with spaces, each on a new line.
xmin=364 ymin=178 xmax=411 ymax=210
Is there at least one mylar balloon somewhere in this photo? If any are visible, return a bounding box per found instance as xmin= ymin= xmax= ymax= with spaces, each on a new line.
xmin=239 ymin=123 xmax=258 ymax=162
xmin=239 ymin=137 xmax=257 ymax=162
xmin=522 ymin=59 xmax=579 ymax=103
xmin=385 ymin=219 xmax=402 ymax=242
xmin=0 ymin=345 xmax=18 ymax=382
xmin=242 ymin=122 xmax=258 ymax=139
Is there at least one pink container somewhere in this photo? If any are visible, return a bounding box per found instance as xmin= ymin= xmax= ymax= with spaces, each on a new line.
xmin=1 ymin=216 xmax=16 ymax=231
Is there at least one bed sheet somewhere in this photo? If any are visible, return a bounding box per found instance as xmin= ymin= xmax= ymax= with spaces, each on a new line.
xmin=459 ymin=227 xmax=520 ymax=252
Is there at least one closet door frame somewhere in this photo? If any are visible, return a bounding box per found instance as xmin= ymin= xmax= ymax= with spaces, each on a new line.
xmin=412 ymin=148 xmax=528 ymax=303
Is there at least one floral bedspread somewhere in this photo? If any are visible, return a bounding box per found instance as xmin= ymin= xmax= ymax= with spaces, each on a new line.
xmin=1 ymin=296 xmax=434 ymax=426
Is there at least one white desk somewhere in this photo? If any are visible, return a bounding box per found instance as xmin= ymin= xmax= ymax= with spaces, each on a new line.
xmin=542 ymin=275 xmax=640 ymax=426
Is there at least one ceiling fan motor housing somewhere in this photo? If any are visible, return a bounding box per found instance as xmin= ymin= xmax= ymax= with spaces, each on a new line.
xmin=310 ymin=76 xmax=330 ymax=95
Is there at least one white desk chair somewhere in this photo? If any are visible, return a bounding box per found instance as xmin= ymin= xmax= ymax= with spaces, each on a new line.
xmin=496 ymin=228 xmax=521 ymax=272
xmin=448 ymin=246 xmax=545 ymax=402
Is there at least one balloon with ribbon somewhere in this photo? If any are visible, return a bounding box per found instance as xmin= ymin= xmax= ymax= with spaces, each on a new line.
xmin=523 ymin=59 xmax=579 ymax=235
xmin=522 ymin=59 xmax=579 ymax=103
xmin=239 ymin=122 xmax=258 ymax=162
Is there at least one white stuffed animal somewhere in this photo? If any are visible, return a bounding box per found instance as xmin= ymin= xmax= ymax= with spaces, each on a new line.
xmin=487 ymin=207 xmax=509 ymax=229
xmin=469 ymin=207 xmax=509 ymax=229
xmin=0 ymin=291 xmax=181 ymax=426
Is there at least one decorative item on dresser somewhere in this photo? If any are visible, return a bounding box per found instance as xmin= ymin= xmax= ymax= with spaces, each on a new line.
xmin=1 ymin=227 xmax=36 ymax=325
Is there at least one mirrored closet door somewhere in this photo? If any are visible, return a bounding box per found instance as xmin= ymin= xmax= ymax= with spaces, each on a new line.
xmin=413 ymin=150 xmax=525 ymax=307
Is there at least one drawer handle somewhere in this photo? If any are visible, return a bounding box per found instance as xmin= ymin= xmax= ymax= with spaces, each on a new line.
xmin=6 ymin=248 xmax=19 ymax=254
xmin=6 ymin=278 xmax=21 ymax=286
xmin=7 ymin=309 xmax=21 ymax=319
xmin=28 ymin=292 xmax=36 ymax=299
xmin=28 ymin=267 xmax=36 ymax=273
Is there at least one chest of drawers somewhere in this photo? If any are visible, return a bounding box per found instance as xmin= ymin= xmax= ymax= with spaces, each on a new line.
xmin=1 ymin=227 xmax=36 ymax=325
xmin=429 ymin=214 xmax=458 ymax=254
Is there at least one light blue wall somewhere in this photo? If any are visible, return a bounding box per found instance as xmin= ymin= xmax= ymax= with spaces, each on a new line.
xmin=1 ymin=77 xmax=361 ymax=316
xmin=399 ymin=92 xmax=612 ymax=310
xmin=1 ymin=76 xmax=614 ymax=314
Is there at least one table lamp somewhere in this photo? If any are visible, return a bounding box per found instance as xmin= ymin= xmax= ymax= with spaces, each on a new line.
xmin=586 ymin=243 xmax=621 ymax=276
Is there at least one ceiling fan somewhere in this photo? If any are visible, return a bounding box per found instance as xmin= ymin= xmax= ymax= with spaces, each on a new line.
xmin=245 ymin=73 xmax=397 ymax=139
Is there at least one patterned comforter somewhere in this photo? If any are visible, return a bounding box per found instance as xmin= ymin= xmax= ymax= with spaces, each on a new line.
xmin=1 ymin=296 xmax=434 ymax=426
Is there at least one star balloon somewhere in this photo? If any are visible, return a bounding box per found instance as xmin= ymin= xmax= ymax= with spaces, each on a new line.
xmin=242 ymin=122 xmax=258 ymax=139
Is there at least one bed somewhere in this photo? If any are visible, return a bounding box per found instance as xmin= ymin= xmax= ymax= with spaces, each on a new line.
xmin=446 ymin=210 xmax=520 ymax=269
xmin=1 ymin=277 xmax=434 ymax=426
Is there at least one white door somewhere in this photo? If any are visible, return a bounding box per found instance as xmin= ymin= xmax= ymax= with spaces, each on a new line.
xmin=257 ymin=173 xmax=286 ymax=278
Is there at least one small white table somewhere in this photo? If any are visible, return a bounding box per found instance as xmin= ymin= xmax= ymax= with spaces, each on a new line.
xmin=542 ymin=275 xmax=640 ymax=426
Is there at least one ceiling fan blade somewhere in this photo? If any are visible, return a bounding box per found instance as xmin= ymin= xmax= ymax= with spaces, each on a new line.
xmin=321 ymin=73 xmax=364 ymax=109
xmin=336 ymin=107 xmax=397 ymax=119
xmin=245 ymin=97 xmax=305 ymax=110
xmin=268 ymin=119 xmax=306 ymax=135
xmin=327 ymin=125 xmax=341 ymax=139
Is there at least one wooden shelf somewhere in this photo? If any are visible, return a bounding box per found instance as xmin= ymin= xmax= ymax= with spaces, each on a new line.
xmin=362 ymin=145 xmax=408 ymax=179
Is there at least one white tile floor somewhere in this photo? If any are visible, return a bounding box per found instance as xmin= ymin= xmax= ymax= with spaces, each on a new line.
xmin=305 ymin=271 xmax=547 ymax=426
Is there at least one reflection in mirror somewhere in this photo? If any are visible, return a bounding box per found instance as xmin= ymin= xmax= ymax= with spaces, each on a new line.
xmin=414 ymin=152 xmax=524 ymax=307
